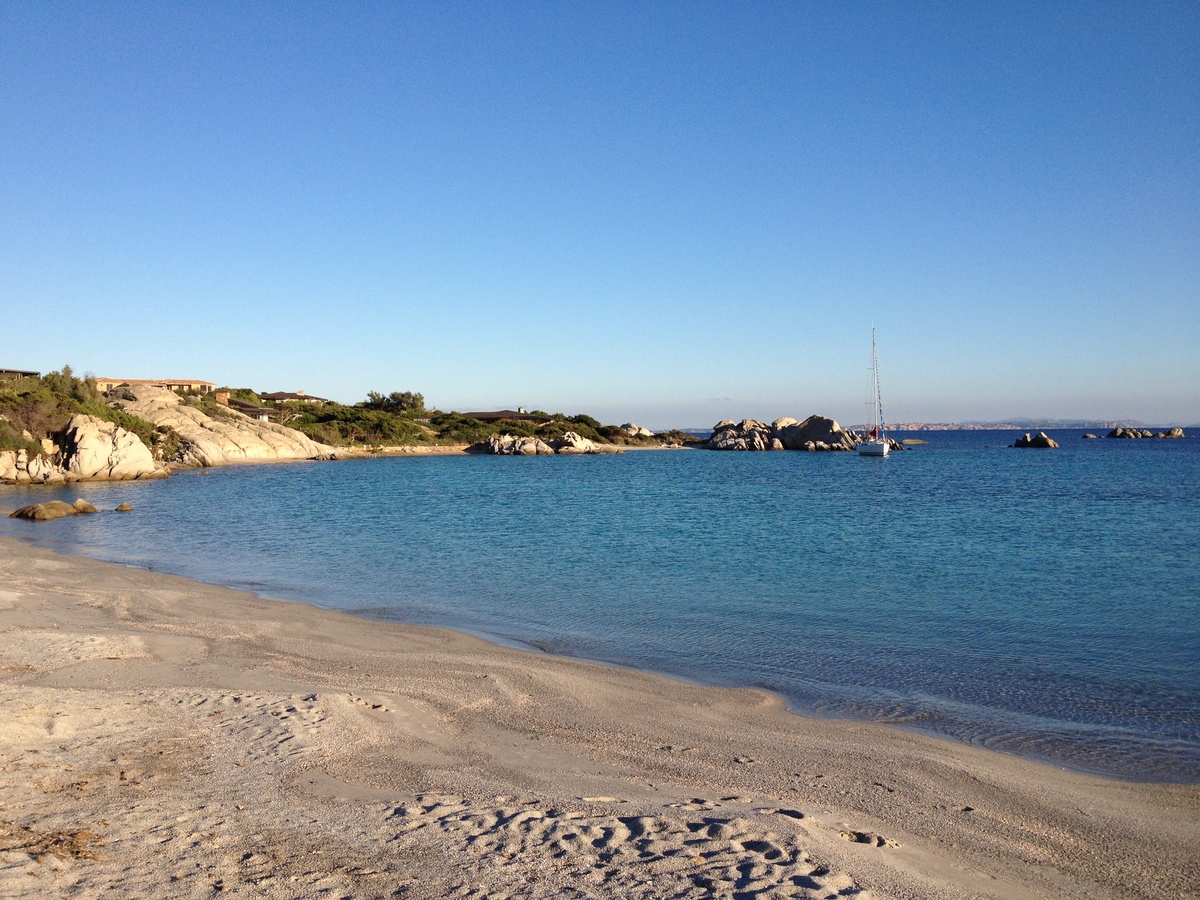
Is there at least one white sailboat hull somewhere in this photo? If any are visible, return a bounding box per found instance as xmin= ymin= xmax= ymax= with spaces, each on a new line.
xmin=859 ymin=328 xmax=889 ymax=458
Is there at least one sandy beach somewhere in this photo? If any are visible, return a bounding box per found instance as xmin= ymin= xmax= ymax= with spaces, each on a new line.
xmin=1 ymin=535 xmax=1196 ymax=899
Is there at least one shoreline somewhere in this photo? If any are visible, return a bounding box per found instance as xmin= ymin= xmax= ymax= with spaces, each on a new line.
xmin=1 ymin=536 xmax=1196 ymax=897
xmin=3 ymin=476 xmax=1195 ymax=789
xmin=2 ymin=509 xmax=1186 ymax=788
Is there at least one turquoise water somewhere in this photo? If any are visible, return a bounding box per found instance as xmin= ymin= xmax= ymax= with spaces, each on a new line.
xmin=3 ymin=431 xmax=1198 ymax=782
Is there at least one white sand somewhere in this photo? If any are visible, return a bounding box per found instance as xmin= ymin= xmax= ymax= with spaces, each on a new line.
xmin=0 ymin=535 xmax=1196 ymax=898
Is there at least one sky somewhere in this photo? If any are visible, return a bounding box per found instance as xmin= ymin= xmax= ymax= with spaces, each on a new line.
xmin=2 ymin=2 xmax=1197 ymax=428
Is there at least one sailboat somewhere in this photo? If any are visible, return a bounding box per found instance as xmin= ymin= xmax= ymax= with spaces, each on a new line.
xmin=857 ymin=329 xmax=889 ymax=457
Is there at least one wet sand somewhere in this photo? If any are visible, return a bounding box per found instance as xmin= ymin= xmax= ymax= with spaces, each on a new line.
xmin=1 ymin=535 xmax=1196 ymax=898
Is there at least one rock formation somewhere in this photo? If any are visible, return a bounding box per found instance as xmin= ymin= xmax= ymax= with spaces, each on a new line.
xmin=620 ymin=423 xmax=654 ymax=438
xmin=61 ymin=414 xmax=163 ymax=479
xmin=1106 ymin=426 xmax=1186 ymax=439
xmin=709 ymin=420 xmax=776 ymax=451
xmin=1 ymin=414 xmax=167 ymax=484
xmin=9 ymin=500 xmax=86 ymax=521
xmin=552 ymin=431 xmax=597 ymax=455
xmin=1012 ymin=432 xmax=1059 ymax=448
xmin=705 ymin=415 xmax=893 ymax=452
xmin=115 ymin=385 xmax=341 ymax=467
xmin=480 ymin=431 xmax=604 ymax=455
xmin=482 ymin=434 xmax=556 ymax=456
xmin=3 ymin=384 xmax=343 ymax=485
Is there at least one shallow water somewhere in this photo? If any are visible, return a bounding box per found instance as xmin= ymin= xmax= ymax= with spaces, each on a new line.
xmin=3 ymin=431 xmax=1198 ymax=782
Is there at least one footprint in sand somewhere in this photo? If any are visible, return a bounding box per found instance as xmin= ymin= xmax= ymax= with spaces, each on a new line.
xmin=758 ymin=807 xmax=806 ymax=821
xmin=840 ymin=828 xmax=901 ymax=848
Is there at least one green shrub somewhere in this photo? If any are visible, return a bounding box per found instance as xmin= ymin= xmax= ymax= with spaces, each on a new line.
xmin=0 ymin=367 xmax=168 ymax=458
xmin=0 ymin=419 xmax=44 ymax=456
xmin=425 ymin=413 xmax=498 ymax=445
xmin=219 ymin=387 xmax=263 ymax=404
xmin=291 ymin=405 xmax=431 ymax=447
xmin=362 ymin=390 xmax=425 ymax=413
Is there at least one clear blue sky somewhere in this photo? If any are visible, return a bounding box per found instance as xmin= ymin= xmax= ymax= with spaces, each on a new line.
xmin=2 ymin=2 xmax=1197 ymax=427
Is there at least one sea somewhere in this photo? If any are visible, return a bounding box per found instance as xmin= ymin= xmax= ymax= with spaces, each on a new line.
xmin=2 ymin=430 xmax=1197 ymax=783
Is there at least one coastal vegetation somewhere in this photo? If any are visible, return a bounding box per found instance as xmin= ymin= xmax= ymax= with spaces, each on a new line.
xmin=0 ymin=367 xmax=181 ymax=460
xmin=279 ymin=391 xmax=679 ymax=449
xmin=1 ymin=368 xmax=684 ymax=459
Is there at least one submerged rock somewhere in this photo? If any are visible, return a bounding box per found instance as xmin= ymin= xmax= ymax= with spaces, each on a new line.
xmin=116 ymin=502 xmax=133 ymax=512
xmin=9 ymin=500 xmax=80 ymax=521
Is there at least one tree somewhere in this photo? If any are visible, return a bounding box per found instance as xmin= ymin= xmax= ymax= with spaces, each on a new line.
xmin=363 ymin=390 xmax=425 ymax=413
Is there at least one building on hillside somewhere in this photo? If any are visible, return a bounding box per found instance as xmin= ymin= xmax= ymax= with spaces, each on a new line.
xmin=95 ymin=378 xmax=216 ymax=394
xmin=227 ymin=399 xmax=276 ymax=422
xmin=212 ymin=391 xmax=276 ymax=422
xmin=260 ymin=390 xmax=330 ymax=404
xmin=0 ymin=368 xmax=40 ymax=381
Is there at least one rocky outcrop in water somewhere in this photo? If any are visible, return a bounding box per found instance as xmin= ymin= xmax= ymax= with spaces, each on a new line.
xmin=1 ymin=414 xmax=168 ymax=484
xmin=708 ymin=420 xmax=778 ymax=451
xmin=8 ymin=497 xmax=103 ymax=521
xmin=705 ymin=415 xmax=896 ymax=452
xmin=1106 ymin=426 xmax=1185 ymax=439
xmin=10 ymin=500 xmax=85 ymax=521
xmin=552 ymin=431 xmax=597 ymax=455
xmin=115 ymin=385 xmax=341 ymax=467
xmin=483 ymin=434 xmax=556 ymax=455
xmin=1012 ymin=432 xmax=1059 ymax=448
xmin=479 ymin=431 xmax=601 ymax=456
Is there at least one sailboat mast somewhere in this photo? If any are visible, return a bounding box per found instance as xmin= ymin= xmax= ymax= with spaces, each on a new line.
xmin=871 ymin=328 xmax=884 ymax=438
